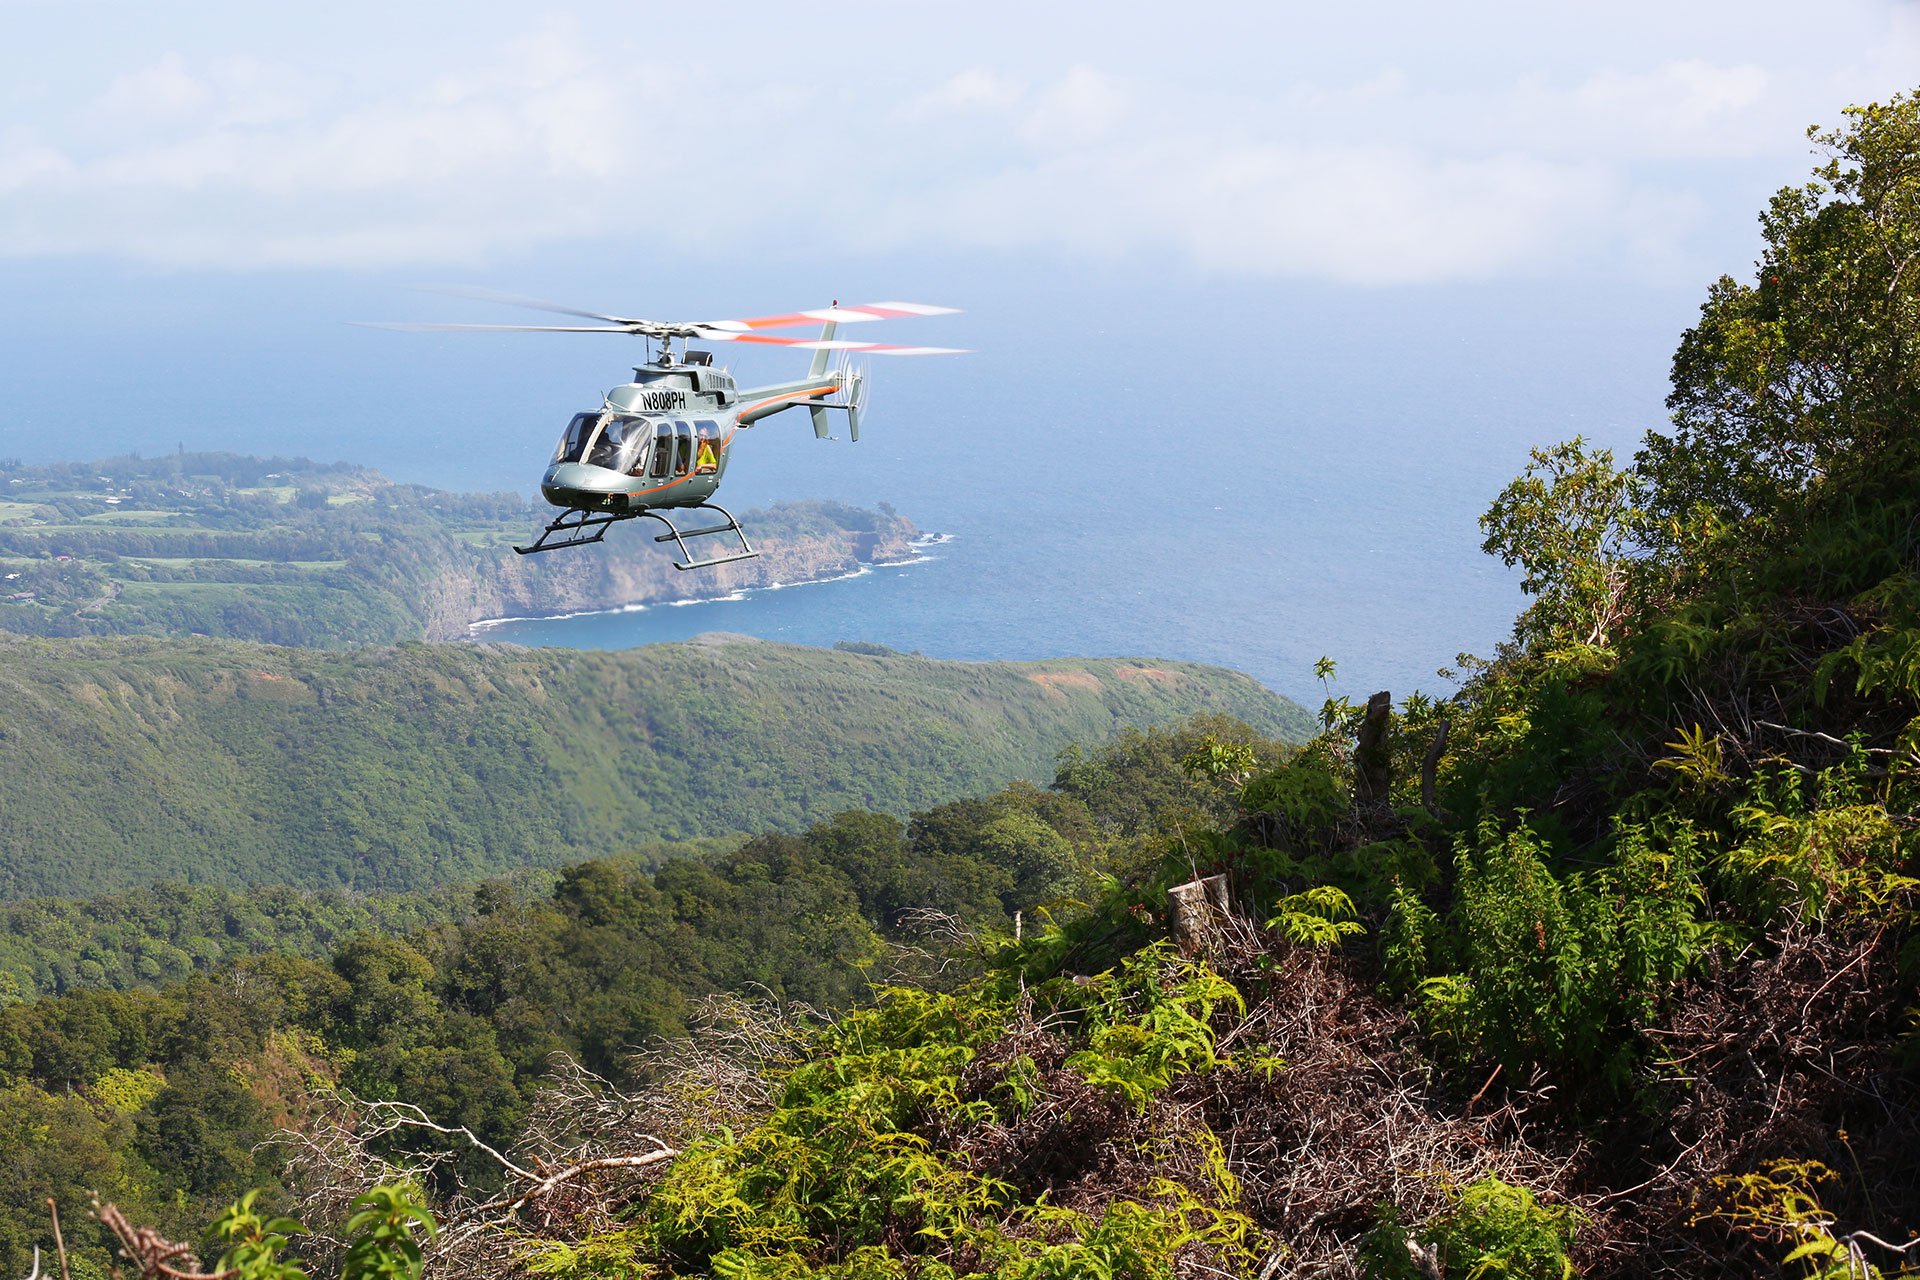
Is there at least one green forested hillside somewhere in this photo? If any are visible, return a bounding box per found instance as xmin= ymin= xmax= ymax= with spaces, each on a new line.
xmin=0 ymin=840 xmax=722 ymax=1002
xmin=0 ymin=632 xmax=1308 ymax=898
xmin=0 ymin=719 xmax=1283 ymax=1275
xmin=0 ymin=881 xmax=466 ymax=1002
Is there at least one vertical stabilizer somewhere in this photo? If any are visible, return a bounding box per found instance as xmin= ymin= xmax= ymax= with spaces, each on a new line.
xmin=807 ymin=318 xmax=838 ymax=378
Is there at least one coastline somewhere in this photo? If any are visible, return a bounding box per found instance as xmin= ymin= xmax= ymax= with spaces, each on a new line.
xmin=467 ymin=531 xmax=954 ymax=633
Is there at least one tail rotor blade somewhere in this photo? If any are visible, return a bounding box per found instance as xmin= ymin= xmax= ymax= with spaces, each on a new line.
xmin=848 ymin=361 xmax=869 ymax=442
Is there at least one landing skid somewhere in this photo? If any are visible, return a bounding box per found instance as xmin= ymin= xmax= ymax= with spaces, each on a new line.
xmin=644 ymin=502 xmax=758 ymax=570
xmin=514 ymin=503 xmax=759 ymax=571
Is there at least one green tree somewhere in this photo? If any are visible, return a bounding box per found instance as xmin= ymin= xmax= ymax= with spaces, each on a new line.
xmin=970 ymin=807 xmax=1082 ymax=910
xmin=135 ymin=1058 xmax=268 ymax=1200
xmin=330 ymin=936 xmax=439 ymax=1050
xmin=0 ymin=1084 xmax=162 ymax=1277
xmin=1480 ymin=437 xmax=1646 ymax=651
xmin=1641 ymin=91 xmax=1920 ymax=559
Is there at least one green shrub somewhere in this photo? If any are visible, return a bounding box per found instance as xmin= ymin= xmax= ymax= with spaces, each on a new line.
xmin=1725 ymin=760 xmax=1919 ymax=923
xmin=1241 ymin=758 xmax=1346 ymax=849
xmin=599 ymin=946 xmax=1252 ymax=1277
xmin=1362 ymin=1176 xmax=1582 ymax=1279
xmin=1416 ymin=820 xmax=1706 ymax=1088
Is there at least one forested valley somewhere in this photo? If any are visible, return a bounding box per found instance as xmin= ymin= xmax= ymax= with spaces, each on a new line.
xmin=9 ymin=91 xmax=1920 ymax=1280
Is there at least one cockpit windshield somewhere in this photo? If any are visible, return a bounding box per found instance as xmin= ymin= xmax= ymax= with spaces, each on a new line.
xmin=585 ymin=417 xmax=644 ymax=471
xmin=553 ymin=413 xmax=649 ymax=472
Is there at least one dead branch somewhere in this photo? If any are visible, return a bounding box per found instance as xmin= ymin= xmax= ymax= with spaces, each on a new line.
xmin=265 ymin=992 xmax=822 ymax=1280
xmin=92 ymin=1203 xmax=231 ymax=1280
xmin=876 ymin=908 xmax=981 ymax=986
xmin=437 ymin=1150 xmax=680 ymax=1249
xmin=44 ymin=1201 xmax=67 ymax=1280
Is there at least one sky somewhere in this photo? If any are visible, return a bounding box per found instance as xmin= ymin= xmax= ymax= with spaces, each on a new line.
xmin=3 ymin=1 xmax=1917 ymax=285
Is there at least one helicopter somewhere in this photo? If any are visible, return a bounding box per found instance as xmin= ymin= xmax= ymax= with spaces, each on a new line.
xmin=374 ymin=294 xmax=964 ymax=567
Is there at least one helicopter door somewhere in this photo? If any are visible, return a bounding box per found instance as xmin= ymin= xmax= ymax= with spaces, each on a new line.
xmin=648 ymin=422 xmax=674 ymax=479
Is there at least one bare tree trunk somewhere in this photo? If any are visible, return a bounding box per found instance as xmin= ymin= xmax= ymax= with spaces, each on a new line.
xmin=1354 ymin=690 xmax=1393 ymax=808
xmin=1422 ymin=716 xmax=1452 ymax=823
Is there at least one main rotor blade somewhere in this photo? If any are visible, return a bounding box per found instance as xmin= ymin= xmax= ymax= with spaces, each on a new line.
xmin=695 ymin=330 xmax=968 ymax=355
xmin=357 ymin=322 xmax=644 ymax=334
xmin=419 ymin=286 xmax=646 ymax=327
xmin=698 ymin=302 xmax=962 ymax=332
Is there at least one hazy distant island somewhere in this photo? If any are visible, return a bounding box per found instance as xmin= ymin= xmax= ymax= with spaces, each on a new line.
xmin=0 ymin=452 xmax=924 ymax=646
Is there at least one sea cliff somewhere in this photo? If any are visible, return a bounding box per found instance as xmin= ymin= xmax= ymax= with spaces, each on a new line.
xmin=436 ymin=503 xmax=923 ymax=638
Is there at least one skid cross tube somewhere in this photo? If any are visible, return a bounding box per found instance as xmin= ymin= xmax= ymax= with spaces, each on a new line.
xmin=642 ymin=502 xmax=759 ymax=571
xmin=514 ymin=508 xmax=632 ymax=555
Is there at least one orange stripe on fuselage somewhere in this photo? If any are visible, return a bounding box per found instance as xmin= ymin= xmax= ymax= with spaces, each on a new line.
xmin=738 ymin=384 xmax=837 ymax=419
xmin=625 ymin=386 xmax=838 ymax=500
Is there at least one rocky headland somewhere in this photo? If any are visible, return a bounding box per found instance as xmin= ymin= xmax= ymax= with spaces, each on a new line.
xmin=436 ymin=501 xmax=924 ymax=638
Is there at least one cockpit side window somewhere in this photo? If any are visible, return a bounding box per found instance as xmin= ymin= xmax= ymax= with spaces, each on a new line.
xmin=553 ymin=413 xmax=598 ymax=464
xmin=694 ymin=421 xmax=721 ymax=474
xmin=674 ymin=421 xmax=693 ymax=476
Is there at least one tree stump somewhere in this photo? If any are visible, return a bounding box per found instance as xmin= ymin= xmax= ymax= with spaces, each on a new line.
xmin=1168 ymin=874 xmax=1231 ymax=956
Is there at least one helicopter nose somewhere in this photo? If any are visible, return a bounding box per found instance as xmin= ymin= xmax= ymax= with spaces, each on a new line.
xmin=545 ymin=463 xmax=623 ymax=491
xmin=542 ymin=462 xmax=627 ymax=507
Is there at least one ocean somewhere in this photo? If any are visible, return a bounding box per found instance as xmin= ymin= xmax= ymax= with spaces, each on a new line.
xmin=0 ymin=260 xmax=1696 ymax=709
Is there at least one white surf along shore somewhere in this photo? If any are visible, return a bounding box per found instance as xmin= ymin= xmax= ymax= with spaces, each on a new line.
xmin=467 ymin=531 xmax=954 ymax=631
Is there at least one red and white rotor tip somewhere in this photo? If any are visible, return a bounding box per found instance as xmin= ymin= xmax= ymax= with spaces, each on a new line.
xmin=699 ymin=301 xmax=962 ymax=332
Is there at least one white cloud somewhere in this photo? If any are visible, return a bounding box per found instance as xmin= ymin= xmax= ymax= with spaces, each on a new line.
xmin=874 ymin=134 xmax=1617 ymax=285
xmin=1 ymin=7 xmax=1916 ymax=281
xmin=910 ymin=68 xmax=1023 ymax=117
xmin=1549 ymin=60 xmax=1779 ymax=159
xmin=92 ymin=55 xmax=213 ymax=125
xmin=0 ymin=128 xmax=73 ymax=194
xmin=1021 ymin=66 xmax=1130 ymax=148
